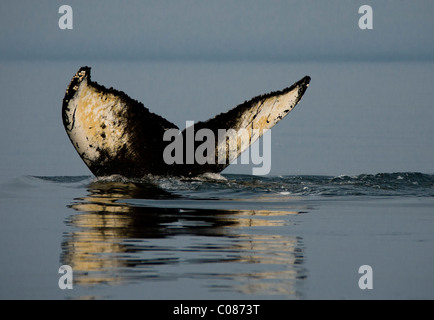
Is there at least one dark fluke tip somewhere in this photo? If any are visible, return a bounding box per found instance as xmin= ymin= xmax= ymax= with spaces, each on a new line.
xmin=301 ymin=76 xmax=311 ymax=86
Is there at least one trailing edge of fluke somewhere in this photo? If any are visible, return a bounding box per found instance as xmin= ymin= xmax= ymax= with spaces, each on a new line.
xmin=62 ymin=66 xmax=310 ymax=177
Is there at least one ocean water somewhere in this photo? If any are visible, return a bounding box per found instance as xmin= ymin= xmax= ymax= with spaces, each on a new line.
xmin=1 ymin=60 xmax=434 ymax=300
xmin=0 ymin=173 xmax=433 ymax=300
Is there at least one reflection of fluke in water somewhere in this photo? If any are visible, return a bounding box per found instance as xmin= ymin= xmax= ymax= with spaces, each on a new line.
xmin=61 ymin=180 xmax=306 ymax=294
xmin=62 ymin=67 xmax=310 ymax=177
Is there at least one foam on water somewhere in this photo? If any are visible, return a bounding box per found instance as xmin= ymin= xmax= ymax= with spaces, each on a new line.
xmin=16 ymin=171 xmax=434 ymax=200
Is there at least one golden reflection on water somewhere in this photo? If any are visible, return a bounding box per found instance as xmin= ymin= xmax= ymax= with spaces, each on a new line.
xmin=61 ymin=180 xmax=306 ymax=296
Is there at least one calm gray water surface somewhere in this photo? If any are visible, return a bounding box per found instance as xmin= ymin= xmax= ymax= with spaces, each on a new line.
xmin=0 ymin=173 xmax=433 ymax=299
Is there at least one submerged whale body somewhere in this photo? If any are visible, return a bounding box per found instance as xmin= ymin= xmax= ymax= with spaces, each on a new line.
xmin=62 ymin=67 xmax=310 ymax=178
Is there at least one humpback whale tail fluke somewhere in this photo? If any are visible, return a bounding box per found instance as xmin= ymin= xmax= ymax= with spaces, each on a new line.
xmin=62 ymin=67 xmax=310 ymax=178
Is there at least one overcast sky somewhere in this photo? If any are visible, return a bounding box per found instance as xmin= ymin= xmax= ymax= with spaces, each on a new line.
xmin=1 ymin=0 xmax=434 ymax=61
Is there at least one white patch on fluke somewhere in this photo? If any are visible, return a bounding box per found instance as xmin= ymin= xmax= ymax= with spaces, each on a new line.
xmin=216 ymin=84 xmax=302 ymax=164
xmin=65 ymin=77 xmax=132 ymax=166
